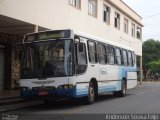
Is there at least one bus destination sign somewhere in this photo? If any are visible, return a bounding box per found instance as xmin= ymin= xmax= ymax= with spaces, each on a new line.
xmin=25 ymin=30 xmax=71 ymax=42
xmin=38 ymin=30 xmax=71 ymax=40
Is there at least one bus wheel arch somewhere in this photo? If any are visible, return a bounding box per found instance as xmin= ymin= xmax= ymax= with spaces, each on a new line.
xmin=114 ymin=78 xmax=127 ymax=97
xmin=122 ymin=77 xmax=127 ymax=85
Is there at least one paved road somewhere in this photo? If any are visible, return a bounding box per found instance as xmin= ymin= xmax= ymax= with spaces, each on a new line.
xmin=2 ymin=82 xmax=160 ymax=119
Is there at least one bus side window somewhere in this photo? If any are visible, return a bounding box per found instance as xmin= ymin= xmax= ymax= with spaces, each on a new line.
xmin=75 ymin=41 xmax=87 ymax=74
xmin=88 ymin=41 xmax=97 ymax=63
xmin=122 ymin=50 xmax=128 ymax=66
xmin=131 ymin=52 xmax=135 ymax=66
xmin=115 ymin=48 xmax=122 ymax=66
xmin=78 ymin=43 xmax=87 ymax=65
xmin=97 ymin=43 xmax=107 ymax=64
xmin=107 ymin=45 xmax=115 ymax=65
xmin=128 ymin=51 xmax=133 ymax=66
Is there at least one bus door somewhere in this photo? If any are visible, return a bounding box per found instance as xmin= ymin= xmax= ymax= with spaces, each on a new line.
xmin=87 ymin=40 xmax=99 ymax=82
xmin=97 ymin=43 xmax=110 ymax=93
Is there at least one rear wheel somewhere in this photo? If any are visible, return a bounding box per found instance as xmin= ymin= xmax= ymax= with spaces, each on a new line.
xmin=114 ymin=80 xmax=127 ymax=97
xmin=120 ymin=80 xmax=127 ymax=97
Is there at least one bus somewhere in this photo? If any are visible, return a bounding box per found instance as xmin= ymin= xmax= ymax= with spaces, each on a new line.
xmin=19 ymin=29 xmax=137 ymax=104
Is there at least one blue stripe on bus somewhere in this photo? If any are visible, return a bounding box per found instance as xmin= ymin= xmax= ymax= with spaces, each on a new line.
xmin=76 ymin=88 xmax=88 ymax=97
xmin=98 ymin=85 xmax=116 ymax=93
xmin=20 ymin=87 xmax=77 ymax=98
xmin=76 ymin=85 xmax=117 ymax=96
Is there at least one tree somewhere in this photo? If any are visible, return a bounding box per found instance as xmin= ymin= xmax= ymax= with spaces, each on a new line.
xmin=146 ymin=61 xmax=160 ymax=71
xmin=143 ymin=39 xmax=160 ymax=68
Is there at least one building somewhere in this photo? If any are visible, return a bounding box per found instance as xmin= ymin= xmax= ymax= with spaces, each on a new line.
xmin=0 ymin=0 xmax=143 ymax=90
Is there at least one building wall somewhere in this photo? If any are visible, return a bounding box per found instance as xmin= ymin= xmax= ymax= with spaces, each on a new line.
xmin=0 ymin=33 xmax=22 ymax=89
xmin=0 ymin=0 xmax=142 ymax=56
xmin=67 ymin=0 xmax=142 ymax=56
xmin=0 ymin=0 xmax=69 ymax=29
xmin=108 ymin=0 xmax=142 ymax=23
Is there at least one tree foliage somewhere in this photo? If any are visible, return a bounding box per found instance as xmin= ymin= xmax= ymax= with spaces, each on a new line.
xmin=146 ymin=61 xmax=160 ymax=71
xmin=143 ymin=39 xmax=160 ymax=69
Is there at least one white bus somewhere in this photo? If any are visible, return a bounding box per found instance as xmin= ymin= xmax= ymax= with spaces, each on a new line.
xmin=19 ymin=29 xmax=137 ymax=104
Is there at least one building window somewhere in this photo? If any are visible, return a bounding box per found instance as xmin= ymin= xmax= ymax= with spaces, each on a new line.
xmin=114 ymin=12 xmax=120 ymax=29
xmin=103 ymin=4 xmax=110 ymax=24
xmin=69 ymin=0 xmax=81 ymax=9
xmin=137 ymin=27 xmax=142 ymax=40
xmin=88 ymin=0 xmax=97 ymax=17
xmin=131 ymin=23 xmax=135 ymax=37
xmin=124 ymin=18 xmax=128 ymax=34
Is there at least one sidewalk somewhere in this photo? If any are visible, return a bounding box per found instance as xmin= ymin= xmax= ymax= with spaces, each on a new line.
xmin=0 ymin=90 xmax=42 ymax=112
xmin=0 ymin=90 xmax=19 ymax=99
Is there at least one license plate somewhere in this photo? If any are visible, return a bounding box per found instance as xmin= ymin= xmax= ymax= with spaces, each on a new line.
xmin=38 ymin=91 xmax=48 ymax=96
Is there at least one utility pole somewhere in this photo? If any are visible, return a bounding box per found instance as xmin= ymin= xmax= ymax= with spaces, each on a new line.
xmin=140 ymin=56 xmax=143 ymax=84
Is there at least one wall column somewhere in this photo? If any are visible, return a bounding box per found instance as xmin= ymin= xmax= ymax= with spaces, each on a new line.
xmin=33 ymin=25 xmax=39 ymax=32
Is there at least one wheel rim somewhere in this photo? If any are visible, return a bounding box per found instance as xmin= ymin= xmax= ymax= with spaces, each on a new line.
xmin=89 ymin=85 xmax=95 ymax=102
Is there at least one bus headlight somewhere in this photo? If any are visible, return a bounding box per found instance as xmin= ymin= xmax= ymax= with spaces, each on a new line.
xmin=21 ymin=87 xmax=30 ymax=91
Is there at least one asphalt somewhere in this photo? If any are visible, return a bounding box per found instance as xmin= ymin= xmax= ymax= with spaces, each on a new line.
xmin=1 ymin=82 xmax=160 ymax=120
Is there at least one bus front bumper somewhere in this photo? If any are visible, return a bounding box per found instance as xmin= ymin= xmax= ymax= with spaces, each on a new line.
xmin=20 ymin=86 xmax=76 ymax=100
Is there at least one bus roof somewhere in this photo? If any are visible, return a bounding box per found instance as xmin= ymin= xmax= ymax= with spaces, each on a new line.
xmin=73 ymin=29 xmax=134 ymax=51
xmin=23 ymin=29 xmax=134 ymax=51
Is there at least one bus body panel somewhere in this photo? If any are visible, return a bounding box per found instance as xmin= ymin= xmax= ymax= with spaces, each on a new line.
xmin=76 ymin=83 xmax=88 ymax=97
xmin=127 ymin=71 xmax=137 ymax=89
xmin=74 ymin=63 xmax=99 ymax=97
xmin=117 ymin=66 xmax=137 ymax=90
xmin=20 ymin=77 xmax=77 ymax=98
xmin=98 ymin=64 xmax=118 ymax=93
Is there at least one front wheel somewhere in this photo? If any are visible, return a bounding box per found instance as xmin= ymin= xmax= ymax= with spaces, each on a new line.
xmin=86 ymin=82 xmax=95 ymax=104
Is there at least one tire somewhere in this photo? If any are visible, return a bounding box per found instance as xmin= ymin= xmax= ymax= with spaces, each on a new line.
xmin=119 ymin=80 xmax=127 ymax=97
xmin=86 ymin=82 xmax=95 ymax=104
xmin=114 ymin=80 xmax=127 ymax=97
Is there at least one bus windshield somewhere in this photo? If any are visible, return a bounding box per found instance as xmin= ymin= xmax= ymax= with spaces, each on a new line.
xmin=20 ymin=39 xmax=73 ymax=79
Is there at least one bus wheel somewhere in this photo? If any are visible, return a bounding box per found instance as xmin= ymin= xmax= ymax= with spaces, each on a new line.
xmin=87 ymin=82 xmax=95 ymax=104
xmin=119 ymin=80 xmax=127 ymax=97
xmin=114 ymin=80 xmax=126 ymax=97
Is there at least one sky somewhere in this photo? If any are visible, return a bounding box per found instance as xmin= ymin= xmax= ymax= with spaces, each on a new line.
xmin=123 ymin=0 xmax=160 ymax=41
